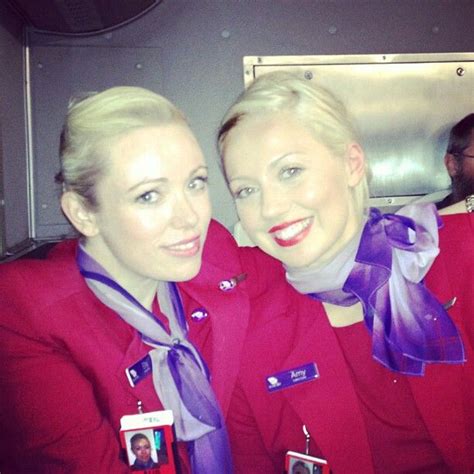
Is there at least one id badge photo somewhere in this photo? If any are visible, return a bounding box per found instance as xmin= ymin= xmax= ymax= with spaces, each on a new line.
xmin=120 ymin=409 xmax=177 ymax=473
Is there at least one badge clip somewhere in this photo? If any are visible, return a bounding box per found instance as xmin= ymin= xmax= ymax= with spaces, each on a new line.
xmin=302 ymin=424 xmax=310 ymax=455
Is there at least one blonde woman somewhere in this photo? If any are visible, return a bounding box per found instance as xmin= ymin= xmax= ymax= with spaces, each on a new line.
xmin=0 ymin=86 xmax=253 ymax=473
xmin=218 ymin=71 xmax=474 ymax=473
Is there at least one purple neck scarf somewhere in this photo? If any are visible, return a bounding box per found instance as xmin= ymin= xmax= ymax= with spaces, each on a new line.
xmin=287 ymin=203 xmax=465 ymax=375
xmin=77 ymin=246 xmax=233 ymax=474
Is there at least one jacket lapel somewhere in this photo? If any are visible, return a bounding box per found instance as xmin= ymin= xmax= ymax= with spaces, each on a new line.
xmin=115 ymin=332 xmax=162 ymax=412
xmin=181 ymin=261 xmax=250 ymax=417
xmin=111 ymin=262 xmax=251 ymax=420
xmin=411 ymin=251 xmax=470 ymax=473
xmin=268 ymin=294 xmax=375 ymax=473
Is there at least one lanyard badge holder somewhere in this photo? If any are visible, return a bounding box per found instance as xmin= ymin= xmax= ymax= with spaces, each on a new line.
xmin=285 ymin=425 xmax=332 ymax=474
xmin=120 ymin=404 xmax=177 ymax=473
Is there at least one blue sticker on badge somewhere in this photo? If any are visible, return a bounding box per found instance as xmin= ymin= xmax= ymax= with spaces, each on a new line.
xmin=126 ymin=354 xmax=153 ymax=387
xmin=266 ymin=362 xmax=319 ymax=392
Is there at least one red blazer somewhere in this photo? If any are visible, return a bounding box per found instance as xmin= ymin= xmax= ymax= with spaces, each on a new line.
xmin=230 ymin=213 xmax=474 ymax=474
xmin=0 ymin=220 xmax=252 ymax=473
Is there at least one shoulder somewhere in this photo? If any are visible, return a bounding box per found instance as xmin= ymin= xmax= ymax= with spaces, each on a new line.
xmin=238 ymin=246 xmax=286 ymax=299
xmin=436 ymin=213 xmax=474 ymax=267
xmin=428 ymin=212 xmax=474 ymax=284
xmin=47 ymin=238 xmax=78 ymax=259
xmin=438 ymin=211 xmax=474 ymax=240
xmin=202 ymin=219 xmax=241 ymax=269
xmin=427 ymin=213 xmax=474 ymax=345
xmin=0 ymin=241 xmax=85 ymax=314
xmin=201 ymin=219 xmax=285 ymax=290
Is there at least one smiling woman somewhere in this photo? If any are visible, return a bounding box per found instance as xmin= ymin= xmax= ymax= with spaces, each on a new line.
xmin=222 ymin=111 xmax=364 ymax=269
xmin=218 ymin=71 xmax=474 ymax=473
xmin=0 ymin=86 xmax=255 ymax=473
xmin=62 ymin=123 xmax=211 ymax=304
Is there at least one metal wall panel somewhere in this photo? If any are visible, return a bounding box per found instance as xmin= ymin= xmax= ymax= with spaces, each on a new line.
xmin=0 ymin=119 xmax=5 ymax=257
xmin=0 ymin=3 xmax=29 ymax=257
xmin=29 ymin=45 xmax=164 ymax=239
xmin=244 ymin=53 xmax=474 ymax=208
xmin=22 ymin=1 xmax=474 ymax=233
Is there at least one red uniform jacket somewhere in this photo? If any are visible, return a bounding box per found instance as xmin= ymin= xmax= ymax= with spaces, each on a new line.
xmin=231 ymin=213 xmax=474 ymax=474
xmin=0 ymin=220 xmax=253 ymax=473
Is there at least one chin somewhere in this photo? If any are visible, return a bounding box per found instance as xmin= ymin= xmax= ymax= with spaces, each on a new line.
xmin=170 ymin=262 xmax=202 ymax=282
xmin=276 ymin=248 xmax=319 ymax=269
xmin=282 ymin=258 xmax=310 ymax=268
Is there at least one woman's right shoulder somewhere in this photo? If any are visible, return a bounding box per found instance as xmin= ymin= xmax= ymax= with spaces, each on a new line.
xmin=0 ymin=240 xmax=83 ymax=303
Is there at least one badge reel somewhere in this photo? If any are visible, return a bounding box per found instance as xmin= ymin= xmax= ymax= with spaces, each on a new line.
xmin=285 ymin=425 xmax=332 ymax=474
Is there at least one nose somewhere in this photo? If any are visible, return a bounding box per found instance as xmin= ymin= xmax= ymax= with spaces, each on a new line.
xmin=170 ymin=193 xmax=199 ymax=228
xmin=260 ymin=185 xmax=290 ymax=220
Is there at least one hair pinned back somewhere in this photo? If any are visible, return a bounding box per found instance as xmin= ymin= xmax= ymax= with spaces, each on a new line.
xmin=218 ymin=71 xmax=369 ymax=217
xmin=58 ymin=86 xmax=186 ymax=209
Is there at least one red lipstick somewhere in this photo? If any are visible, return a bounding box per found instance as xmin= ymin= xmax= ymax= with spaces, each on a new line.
xmin=269 ymin=218 xmax=313 ymax=247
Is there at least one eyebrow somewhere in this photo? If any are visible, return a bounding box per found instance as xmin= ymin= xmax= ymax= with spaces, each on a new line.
xmin=268 ymin=152 xmax=301 ymax=170
xmin=127 ymin=165 xmax=209 ymax=193
xmin=227 ymin=152 xmax=301 ymax=184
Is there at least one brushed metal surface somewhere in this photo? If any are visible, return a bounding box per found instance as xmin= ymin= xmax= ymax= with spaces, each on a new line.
xmin=245 ymin=53 xmax=474 ymax=205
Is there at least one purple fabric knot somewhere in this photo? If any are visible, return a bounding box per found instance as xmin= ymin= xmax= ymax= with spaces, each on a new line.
xmin=310 ymin=204 xmax=465 ymax=375
xmin=76 ymin=245 xmax=233 ymax=473
xmin=167 ymin=345 xmax=222 ymax=428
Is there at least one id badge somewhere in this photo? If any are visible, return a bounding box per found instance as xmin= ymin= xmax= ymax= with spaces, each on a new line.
xmin=285 ymin=450 xmax=331 ymax=474
xmin=119 ymin=409 xmax=177 ymax=473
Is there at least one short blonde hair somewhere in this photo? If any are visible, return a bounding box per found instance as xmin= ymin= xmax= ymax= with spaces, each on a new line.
xmin=218 ymin=71 xmax=369 ymax=218
xmin=58 ymin=86 xmax=186 ymax=209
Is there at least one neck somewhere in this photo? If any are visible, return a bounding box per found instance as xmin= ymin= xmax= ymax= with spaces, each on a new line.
xmin=285 ymin=223 xmax=363 ymax=294
xmin=82 ymin=240 xmax=158 ymax=309
xmin=323 ymin=301 xmax=364 ymax=327
xmin=124 ymin=280 xmax=158 ymax=310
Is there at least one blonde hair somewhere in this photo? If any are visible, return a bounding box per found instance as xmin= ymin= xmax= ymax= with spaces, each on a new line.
xmin=57 ymin=86 xmax=186 ymax=209
xmin=218 ymin=71 xmax=369 ymax=218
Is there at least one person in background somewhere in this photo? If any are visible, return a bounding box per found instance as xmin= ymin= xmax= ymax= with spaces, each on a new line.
xmin=0 ymin=86 xmax=255 ymax=473
xmin=218 ymin=71 xmax=474 ymax=473
xmin=436 ymin=113 xmax=474 ymax=211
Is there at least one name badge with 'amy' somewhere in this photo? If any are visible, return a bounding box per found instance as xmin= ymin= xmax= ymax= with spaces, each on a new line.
xmin=266 ymin=362 xmax=319 ymax=392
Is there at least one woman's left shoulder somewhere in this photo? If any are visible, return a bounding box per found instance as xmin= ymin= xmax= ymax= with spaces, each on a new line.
xmin=192 ymin=219 xmax=247 ymax=289
xmin=438 ymin=212 xmax=474 ymax=245
xmin=202 ymin=219 xmax=286 ymax=296
xmin=203 ymin=219 xmax=239 ymax=255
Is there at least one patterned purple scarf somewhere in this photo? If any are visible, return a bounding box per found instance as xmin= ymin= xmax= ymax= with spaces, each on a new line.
xmin=286 ymin=203 xmax=465 ymax=375
xmin=77 ymin=246 xmax=233 ymax=474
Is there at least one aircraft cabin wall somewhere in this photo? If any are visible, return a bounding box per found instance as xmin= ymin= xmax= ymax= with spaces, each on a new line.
xmin=0 ymin=0 xmax=29 ymax=257
xmin=0 ymin=0 xmax=473 ymax=258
